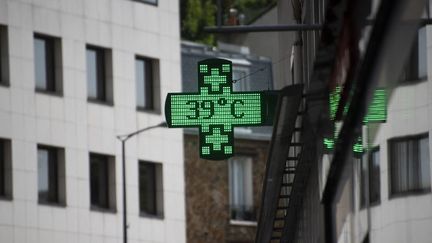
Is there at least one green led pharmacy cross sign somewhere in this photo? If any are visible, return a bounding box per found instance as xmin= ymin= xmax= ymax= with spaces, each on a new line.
xmin=165 ymin=59 xmax=265 ymax=160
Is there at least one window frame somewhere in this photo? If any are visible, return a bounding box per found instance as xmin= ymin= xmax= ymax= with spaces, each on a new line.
xmin=359 ymin=156 xmax=368 ymax=209
xmin=86 ymin=45 xmax=114 ymax=106
xmin=0 ymin=140 xmax=4 ymax=197
xmin=0 ymin=139 xmax=12 ymax=200
xmin=388 ymin=133 xmax=431 ymax=198
xmin=138 ymin=161 xmax=164 ymax=218
xmin=401 ymin=25 xmax=428 ymax=83
xmin=368 ymin=147 xmax=381 ymax=205
xmin=228 ymin=156 xmax=256 ymax=222
xmin=0 ymin=25 xmax=9 ymax=86
xmin=86 ymin=46 xmax=106 ymax=102
xmin=135 ymin=56 xmax=156 ymax=111
xmin=37 ymin=145 xmax=65 ymax=206
xmin=89 ymin=152 xmax=116 ymax=212
xmin=34 ymin=33 xmax=62 ymax=95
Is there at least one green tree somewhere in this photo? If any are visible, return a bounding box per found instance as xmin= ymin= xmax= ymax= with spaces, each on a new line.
xmin=180 ymin=0 xmax=276 ymax=45
xmin=181 ymin=0 xmax=216 ymax=45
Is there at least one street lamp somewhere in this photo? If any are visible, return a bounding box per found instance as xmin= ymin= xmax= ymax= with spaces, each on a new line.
xmin=116 ymin=121 xmax=168 ymax=243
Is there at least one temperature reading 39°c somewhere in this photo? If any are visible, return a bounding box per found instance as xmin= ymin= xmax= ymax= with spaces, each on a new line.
xmin=185 ymin=99 xmax=248 ymax=120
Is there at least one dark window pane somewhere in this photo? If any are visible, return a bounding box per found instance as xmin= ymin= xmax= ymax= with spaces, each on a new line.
xmin=390 ymin=135 xmax=431 ymax=195
xmin=38 ymin=147 xmax=58 ymax=203
xmin=139 ymin=162 xmax=157 ymax=215
xmin=419 ymin=137 xmax=431 ymax=189
xmin=0 ymin=34 xmax=2 ymax=84
xmin=360 ymin=158 xmax=367 ymax=208
xmin=90 ymin=154 xmax=109 ymax=208
xmin=403 ymin=27 xmax=427 ymax=81
xmin=0 ymin=140 xmax=4 ymax=196
xmin=136 ymin=58 xmax=154 ymax=109
xmin=87 ymin=48 xmax=105 ymax=101
xmin=369 ymin=149 xmax=380 ymax=204
xmin=34 ymin=36 xmax=55 ymax=91
xmin=418 ymin=27 xmax=427 ymax=78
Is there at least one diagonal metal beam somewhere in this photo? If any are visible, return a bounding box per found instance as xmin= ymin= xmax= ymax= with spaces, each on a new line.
xmin=255 ymin=84 xmax=303 ymax=243
xmin=204 ymin=24 xmax=322 ymax=33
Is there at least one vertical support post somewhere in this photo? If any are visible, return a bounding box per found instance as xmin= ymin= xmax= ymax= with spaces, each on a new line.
xmin=217 ymin=0 xmax=222 ymax=27
xmin=122 ymin=140 xmax=127 ymax=243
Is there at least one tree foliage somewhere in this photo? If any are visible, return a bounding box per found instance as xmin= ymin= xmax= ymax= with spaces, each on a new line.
xmin=180 ymin=0 xmax=276 ymax=45
xmin=181 ymin=0 xmax=216 ymax=45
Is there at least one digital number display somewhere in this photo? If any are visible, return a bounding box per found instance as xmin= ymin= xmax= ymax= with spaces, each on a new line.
xmin=165 ymin=59 xmax=265 ymax=160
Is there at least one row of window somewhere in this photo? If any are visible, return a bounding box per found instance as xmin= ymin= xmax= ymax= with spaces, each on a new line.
xmin=0 ymin=139 xmax=164 ymax=217
xmin=359 ymin=133 xmax=431 ymax=208
xmin=0 ymin=28 xmax=159 ymax=112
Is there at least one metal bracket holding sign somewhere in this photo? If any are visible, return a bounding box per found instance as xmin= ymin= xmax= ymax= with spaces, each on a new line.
xmin=165 ymin=58 xmax=275 ymax=160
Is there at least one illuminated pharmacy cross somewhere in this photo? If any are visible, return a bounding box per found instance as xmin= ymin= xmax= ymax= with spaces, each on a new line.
xmin=165 ymin=58 xmax=265 ymax=160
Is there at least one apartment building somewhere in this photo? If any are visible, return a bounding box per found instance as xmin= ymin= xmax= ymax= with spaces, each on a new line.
xmin=0 ymin=0 xmax=185 ymax=242
xmin=254 ymin=0 xmax=432 ymax=243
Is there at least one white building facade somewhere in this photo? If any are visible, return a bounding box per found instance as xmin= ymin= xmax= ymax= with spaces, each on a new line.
xmin=0 ymin=0 xmax=185 ymax=242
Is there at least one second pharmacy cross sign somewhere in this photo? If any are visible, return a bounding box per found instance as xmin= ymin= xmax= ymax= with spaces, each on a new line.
xmin=165 ymin=58 xmax=266 ymax=160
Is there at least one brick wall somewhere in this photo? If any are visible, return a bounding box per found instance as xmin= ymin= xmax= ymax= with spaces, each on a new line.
xmin=184 ymin=133 xmax=269 ymax=243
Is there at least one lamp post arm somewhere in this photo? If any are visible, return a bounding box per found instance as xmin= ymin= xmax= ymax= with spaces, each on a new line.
xmin=116 ymin=121 xmax=167 ymax=243
xmin=117 ymin=121 xmax=168 ymax=142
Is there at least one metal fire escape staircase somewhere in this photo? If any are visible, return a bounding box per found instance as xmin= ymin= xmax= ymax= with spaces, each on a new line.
xmin=256 ymin=84 xmax=313 ymax=243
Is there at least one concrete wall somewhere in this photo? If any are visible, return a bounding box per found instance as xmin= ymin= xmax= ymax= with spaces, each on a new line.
xmin=0 ymin=0 xmax=185 ymax=242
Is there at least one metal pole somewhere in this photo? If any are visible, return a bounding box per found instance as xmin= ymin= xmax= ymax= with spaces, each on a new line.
xmin=203 ymin=24 xmax=322 ymax=33
xmin=122 ymin=140 xmax=127 ymax=243
xmin=116 ymin=122 xmax=167 ymax=243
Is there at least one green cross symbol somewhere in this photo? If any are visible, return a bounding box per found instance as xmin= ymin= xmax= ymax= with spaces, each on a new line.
xmin=165 ymin=58 xmax=266 ymax=160
xmin=205 ymin=127 xmax=229 ymax=151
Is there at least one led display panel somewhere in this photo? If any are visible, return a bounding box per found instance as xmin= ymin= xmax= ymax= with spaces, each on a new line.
xmin=165 ymin=59 xmax=265 ymax=160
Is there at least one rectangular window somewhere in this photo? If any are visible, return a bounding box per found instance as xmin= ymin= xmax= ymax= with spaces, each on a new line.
xmin=360 ymin=157 xmax=367 ymax=208
xmin=34 ymin=34 xmax=62 ymax=93
xmin=0 ymin=140 xmax=4 ymax=196
xmin=232 ymin=68 xmax=249 ymax=92
xmin=136 ymin=57 xmax=155 ymax=110
xmin=139 ymin=161 xmax=163 ymax=217
xmin=0 ymin=139 xmax=12 ymax=199
xmin=360 ymin=148 xmax=381 ymax=208
xmin=38 ymin=145 xmax=65 ymax=205
xmin=86 ymin=46 xmax=113 ymax=103
xmin=389 ymin=134 xmax=431 ymax=196
xmin=402 ymin=26 xmax=427 ymax=81
xmin=90 ymin=153 xmax=116 ymax=210
xmin=229 ymin=156 xmax=255 ymax=221
xmin=0 ymin=26 xmax=9 ymax=85
xmin=369 ymin=148 xmax=380 ymax=204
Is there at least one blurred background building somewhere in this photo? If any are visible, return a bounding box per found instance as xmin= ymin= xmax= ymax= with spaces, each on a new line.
xmin=0 ymin=0 xmax=185 ymax=242
xmin=246 ymin=0 xmax=432 ymax=243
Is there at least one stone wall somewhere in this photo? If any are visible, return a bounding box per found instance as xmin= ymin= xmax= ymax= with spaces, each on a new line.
xmin=184 ymin=133 xmax=269 ymax=243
